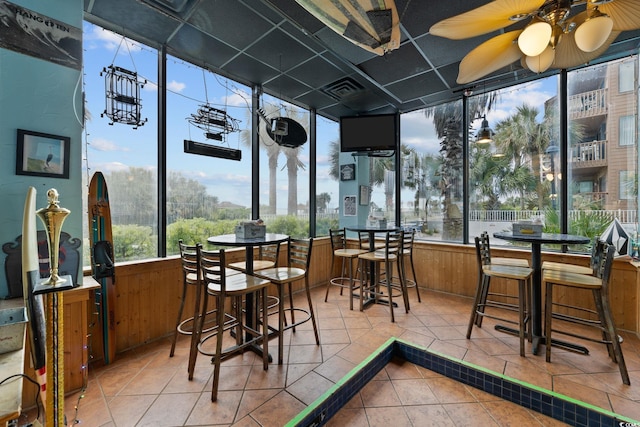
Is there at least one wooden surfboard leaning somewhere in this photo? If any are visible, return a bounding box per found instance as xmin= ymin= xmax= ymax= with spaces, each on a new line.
xmin=21 ymin=187 xmax=47 ymax=408
xmin=88 ymin=172 xmax=117 ymax=365
xmin=293 ymin=0 xmax=400 ymax=55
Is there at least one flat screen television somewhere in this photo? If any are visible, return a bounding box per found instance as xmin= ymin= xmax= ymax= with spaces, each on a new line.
xmin=339 ymin=113 xmax=398 ymax=152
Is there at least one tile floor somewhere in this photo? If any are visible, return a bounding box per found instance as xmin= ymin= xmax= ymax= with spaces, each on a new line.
xmin=18 ymin=284 xmax=640 ymax=426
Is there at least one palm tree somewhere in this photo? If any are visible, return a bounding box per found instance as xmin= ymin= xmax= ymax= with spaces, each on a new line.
xmin=493 ymin=104 xmax=547 ymax=209
xmin=425 ymin=94 xmax=495 ymax=240
xmin=280 ymin=107 xmax=309 ymax=215
xmin=240 ymin=104 xmax=282 ymax=214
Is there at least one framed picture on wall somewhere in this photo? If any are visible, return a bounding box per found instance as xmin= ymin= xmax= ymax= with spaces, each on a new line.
xmin=16 ymin=129 xmax=70 ymax=179
xmin=359 ymin=185 xmax=369 ymax=205
xmin=340 ymin=163 xmax=355 ymax=181
xmin=343 ymin=195 xmax=357 ymax=216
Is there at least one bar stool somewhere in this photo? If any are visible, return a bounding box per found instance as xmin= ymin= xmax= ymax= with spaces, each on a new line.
xmin=543 ymin=242 xmax=630 ymax=385
xmin=228 ymin=242 xmax=281 ymax=272
xmin=467 ymin=233 xmax=532 ymax=357
xmin=255 ymin=238 xmax=319 ymax=364
xmin=171 ymin=240 xmax=240 ymax=360
xmin=325 ymin=228 xmax=366 ymax=310
xmin=357 ymin=230 xmax=406 ymax=321
xmin=195 ymin=245 xmax=272 ymax=401
xmin=396 ymin=229 xmax=420 ymax=310
xmin=480 ymin=231 xmax=530 ymax=268
xmin=542 ymin=237 xmax=602 ymax=276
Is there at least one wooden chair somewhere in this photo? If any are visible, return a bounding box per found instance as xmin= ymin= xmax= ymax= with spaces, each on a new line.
xmin=467 ymin=233 xmax=532 ymax=357
xmin=357 ymin=230 xmax=407 ymax=321
xmin=255 ymin=238 xmax=320 ymax=364
xmin=194 ymin=245 xmax=272 ymax=401
xmin=543 ymin=243 xmax=630 ymax=385
xmin=325 ymin=228 xmax=366 ymax=310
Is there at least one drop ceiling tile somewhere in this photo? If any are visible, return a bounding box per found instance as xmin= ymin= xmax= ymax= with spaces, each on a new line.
xmin=188 ymin=0 xmax=273 ymax=51
xmin=288 ymin=57 xmax=346 ymax=88
xmin=359 ymin=43 xmax=431 ymax=85
xmin=168 ymin=24 xmax=239 ymax=68
xmin=245 ymin=29 xmax=315 ymax=71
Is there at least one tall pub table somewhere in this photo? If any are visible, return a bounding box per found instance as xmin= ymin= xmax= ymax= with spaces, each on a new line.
xmin=346 ymin=225 xmax=400 ymax=308
xmin=207 ymin=233 xmax=289 ymax=358
xmin=493 ymin=231 xmax=590 ymax=355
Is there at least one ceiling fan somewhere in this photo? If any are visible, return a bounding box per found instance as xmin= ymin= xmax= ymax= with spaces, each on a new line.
xmin=430 ymin=0 xmax=640 ymax=84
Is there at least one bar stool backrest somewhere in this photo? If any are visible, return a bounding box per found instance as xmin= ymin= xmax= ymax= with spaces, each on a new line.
xmin=259 ymin=242 xmax=281 ymax=266
xmin=589 ymin=237 xmax=606 ymax=275
xmin=358 ymin=231 xmax=373 ymax=251
xmin=595 ymin=243 xmax=615 ymax=287
xmin=287 ymin=238 xmax=314 ymax=271
xmin=329 ymin=228 xmax=347 ymax=251
xmin=198 ymin=245 xmax=227 ymax=291
xmin=179 ymin=240 xmax=200 ymax=284
xmin=383 ymin=230 xmax=402 ymax=259
xmin=476 ymin=233 xmax=492 ymax=267
xmin=402 ymin=229 xmax=415 ymax=254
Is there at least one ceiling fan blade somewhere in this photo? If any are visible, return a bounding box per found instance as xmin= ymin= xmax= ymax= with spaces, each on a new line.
xmin=457 ymin=30 xmax=523 ymax=84
xmin=598 ymin=0 xmax=640 ymax=31
xmin=294 ymin=0 xmax=400 ymax=55
xmin=430 ymin=0 xmax=544 ymax=40
xmin=552 ymin=11 xmax=621 ymax=69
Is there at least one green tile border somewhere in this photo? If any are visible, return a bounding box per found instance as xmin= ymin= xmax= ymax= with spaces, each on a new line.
xmin=287 ymin=337 xmax=640 ymax=427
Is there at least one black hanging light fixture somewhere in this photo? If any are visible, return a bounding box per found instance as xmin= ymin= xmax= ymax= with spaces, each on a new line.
xmin=476 ymin=115 xmax=494 ymax=144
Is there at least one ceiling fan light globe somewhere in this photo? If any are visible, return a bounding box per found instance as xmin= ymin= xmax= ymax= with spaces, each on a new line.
xmin=525 ymin=45 xmax=555 ymax=73
xmin=575 ymin=14 xmax=613 ymax=52
xmin=518 ymin=21 xmax=552 ymax=56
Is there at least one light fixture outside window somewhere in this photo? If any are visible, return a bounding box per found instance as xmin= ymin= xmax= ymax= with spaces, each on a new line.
xmin=476 ymin=115 xmax=494 ymax=144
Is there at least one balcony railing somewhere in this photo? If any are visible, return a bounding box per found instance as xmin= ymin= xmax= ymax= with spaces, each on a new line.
xmin=568 ymin=88 xmax=608 ymax=118
xmin=571 ymin=139 xmax=607 ymax=168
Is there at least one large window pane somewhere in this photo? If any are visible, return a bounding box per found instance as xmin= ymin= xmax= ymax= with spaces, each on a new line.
xmin=400 ymin=111 xmax=443 ymax=239
xmin=401 ymin=100 xmax=463 ymax=242
xmin=165 ymin=58 xmax=253 ymax=253
xmin=468 ymin=78 xmax=560 ymax=248
xmin=82 ymin=22 xmax=158 ymax=264
xmin=567 ymin=57 xmax=638 ymax=242
xmin=315 ymin=116 xmax=340 ymax=236
xmin=259 ymin=94 xmax=310 ymax=238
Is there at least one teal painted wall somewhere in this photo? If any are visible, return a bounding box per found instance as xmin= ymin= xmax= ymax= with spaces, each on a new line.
xmin=0 ymin=0 xmax=84 ymax=297
xmin=339 ymin=154 xmax=370 ymax=231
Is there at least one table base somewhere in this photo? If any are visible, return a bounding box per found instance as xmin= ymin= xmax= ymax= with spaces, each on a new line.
xmin=494 ymin=325 xmax=589 ymax=356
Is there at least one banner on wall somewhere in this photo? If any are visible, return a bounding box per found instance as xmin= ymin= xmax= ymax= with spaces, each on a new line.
xmin=0 ymin=0 xmax=81 ymax=70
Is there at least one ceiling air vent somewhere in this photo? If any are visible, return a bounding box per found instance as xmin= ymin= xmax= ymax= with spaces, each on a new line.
xmin=321 ymin=77 xmax=364 ymax=101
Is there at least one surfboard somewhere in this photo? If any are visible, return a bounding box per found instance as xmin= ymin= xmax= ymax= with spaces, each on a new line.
xmin=293 ymin=0 xmax=400 ymax=55
xmin=21 ymin=187 xmax=47 ymax=407
xmin=88 ymin=172 xmax=116 ymax=365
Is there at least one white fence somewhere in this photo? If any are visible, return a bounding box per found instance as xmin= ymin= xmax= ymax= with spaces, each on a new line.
xmin=468 ymin=209 xmax=637 ymax=224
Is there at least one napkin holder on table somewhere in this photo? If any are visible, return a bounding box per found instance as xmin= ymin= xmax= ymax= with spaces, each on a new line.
xmin=235 ymin=221 xmax=266 ymax=238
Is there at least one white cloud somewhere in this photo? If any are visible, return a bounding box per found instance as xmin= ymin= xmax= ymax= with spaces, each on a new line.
xmin=89 ymin=138 xmax=130 ymax=152
xmin=168 ymin=80 xmax=186 ymax=93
